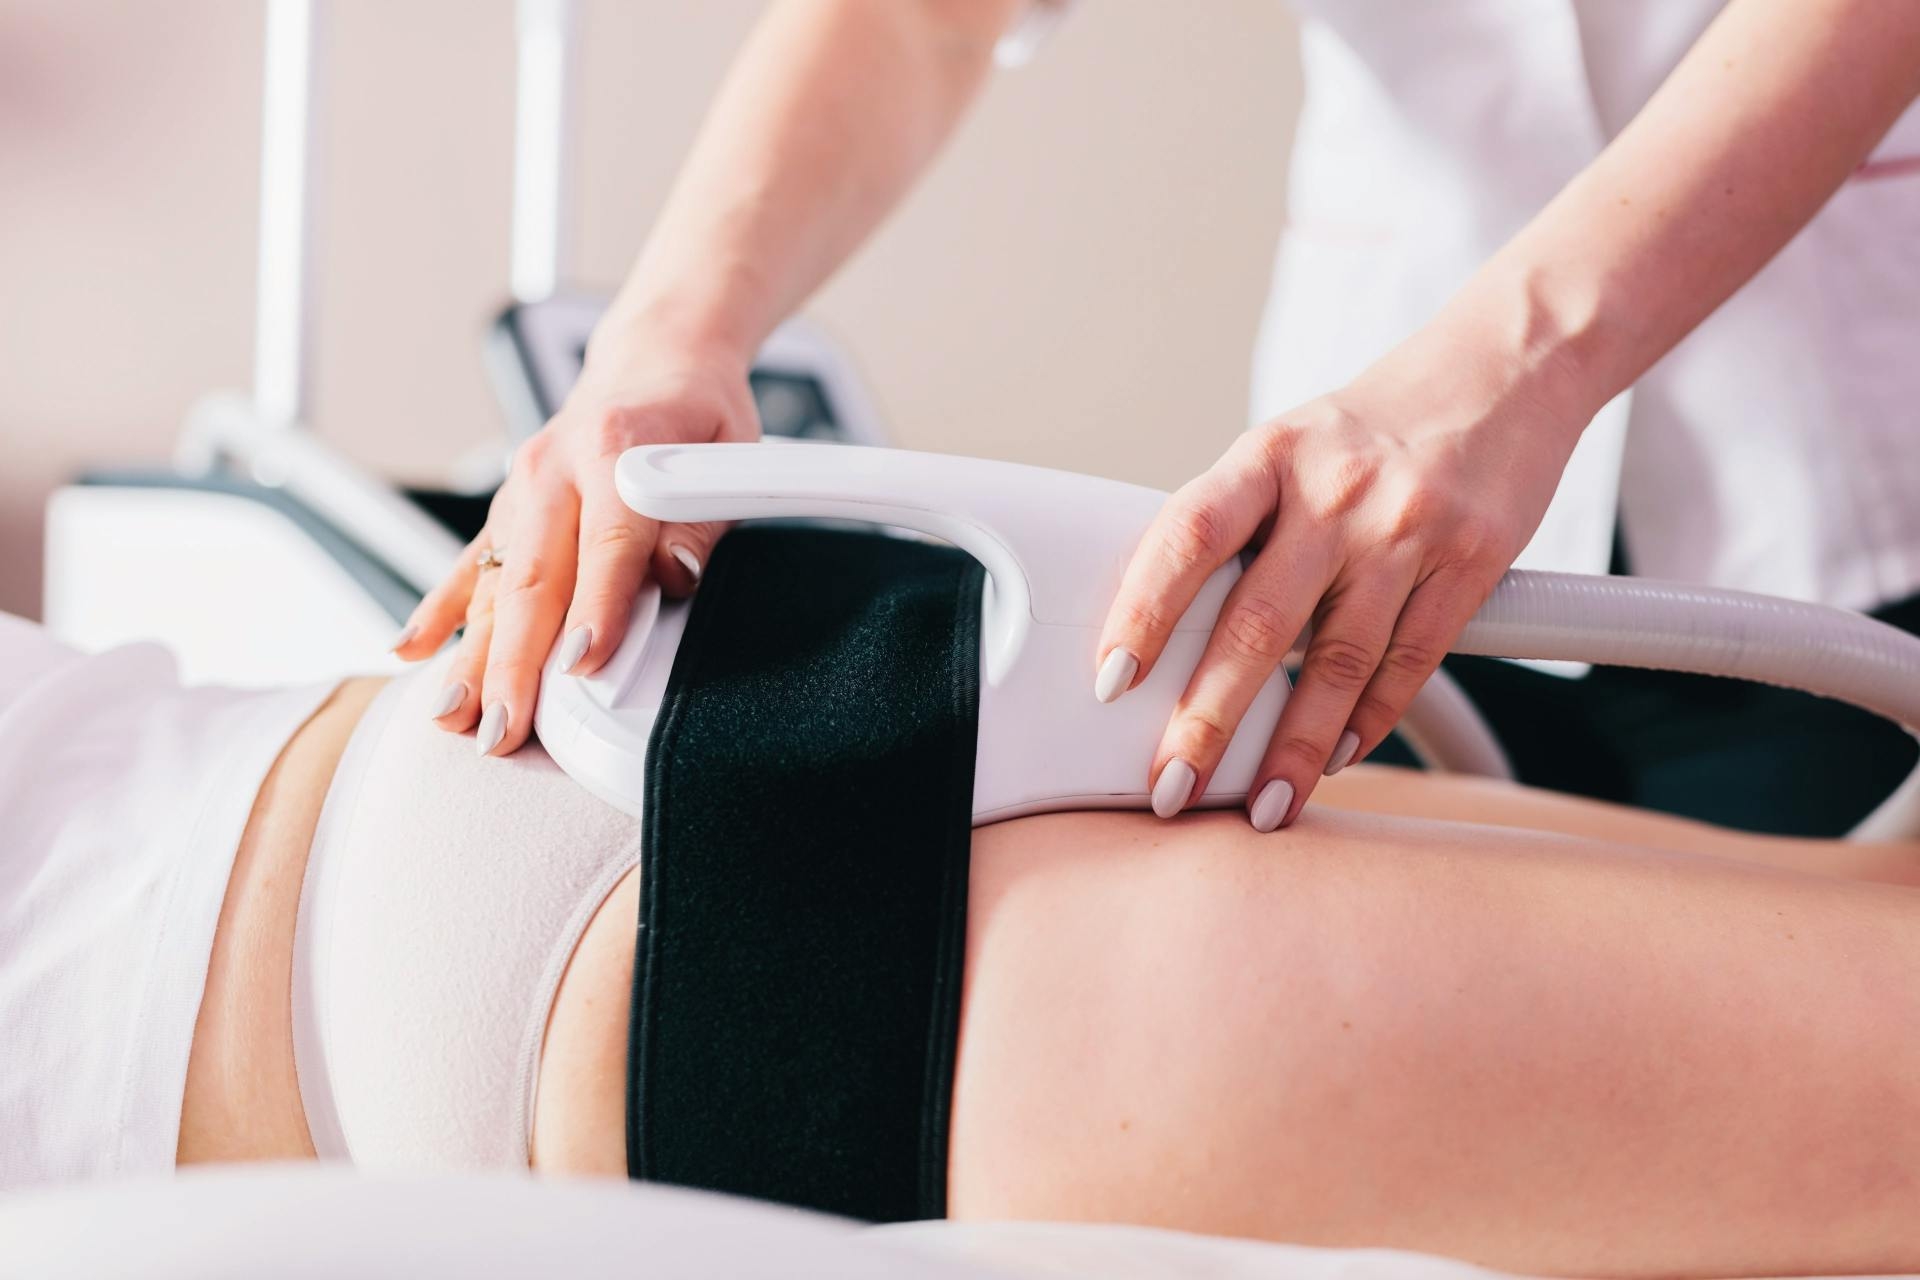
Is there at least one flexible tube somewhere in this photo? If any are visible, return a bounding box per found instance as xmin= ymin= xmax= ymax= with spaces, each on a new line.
xmin=1452 ymin=571 xmax=1920 ymax=840
xmin=1399 ymin=668 xmax=1515 ymax=781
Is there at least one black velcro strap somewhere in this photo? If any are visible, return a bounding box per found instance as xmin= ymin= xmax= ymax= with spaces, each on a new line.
xmin=626 ymin=525 xmax=982 ymax=1222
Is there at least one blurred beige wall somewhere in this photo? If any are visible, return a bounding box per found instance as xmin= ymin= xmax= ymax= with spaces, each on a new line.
xmin=0 ymin=1 xmax=1298 ymax=620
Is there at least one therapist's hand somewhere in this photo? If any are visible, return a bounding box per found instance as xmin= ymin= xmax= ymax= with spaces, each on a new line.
xmin=395 ymin=331 xmax=760 ymax=756
xmin=1096 ymin=335 xmax=1588 ymax=831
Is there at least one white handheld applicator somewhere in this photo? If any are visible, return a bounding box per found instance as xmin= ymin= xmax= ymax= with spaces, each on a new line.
xmin=534 ymin=443 xmax=1920 ymax=839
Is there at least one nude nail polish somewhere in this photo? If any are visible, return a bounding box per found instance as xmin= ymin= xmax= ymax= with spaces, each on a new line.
xmin=1094 ymin=647 xmax=1139 ymax=704
xmin=557 ymin=625 xmax=593 ymax=674
xmin=1151 ymin=758 xmax=1197 ymax=818
xmin=1325 ymin=730 xmax=1362 ymax=776
xmin=476 ymin=702 xmax=508 ymax=757
xmin=389 ymin=623 xmax=419 ymax=653
xmin=670 ymin=545 xmax=703 ymax=584
xmin=1250 ymin=779 xmax=1294 ymax=833
xmin=430 ymin=682 xmax=466 ymax=719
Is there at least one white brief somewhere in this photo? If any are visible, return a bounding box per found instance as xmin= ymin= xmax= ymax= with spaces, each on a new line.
xmin=292 ymin=652 xmax=642 ymax=1171
xmin=0 ymin=612 xmax=331 ymax=1189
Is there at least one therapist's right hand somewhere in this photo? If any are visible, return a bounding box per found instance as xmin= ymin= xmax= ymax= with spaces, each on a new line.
xmin=1096 ymin=321 xmax=1592 ymax=832
xmin=393 ymin=331 xmax=761 ymax=756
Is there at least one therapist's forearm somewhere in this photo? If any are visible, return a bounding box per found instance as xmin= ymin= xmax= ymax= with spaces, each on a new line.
xmin=594 ymin=0 xmax=1021 ymax=367
xmin=1438 ymin=0 xmax=1920 ymax=422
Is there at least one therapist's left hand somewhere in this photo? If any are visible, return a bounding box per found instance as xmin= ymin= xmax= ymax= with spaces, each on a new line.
xmin=394 ymin=329 xmax=760 ymax=758
xmin=1096 ymin=333 xmax=1589 ymax=831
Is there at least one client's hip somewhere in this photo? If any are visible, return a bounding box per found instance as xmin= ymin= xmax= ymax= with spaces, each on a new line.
xmin=285 ymin=656 xmax=643 ymax=1173
xmin=178 ymin=675 xmax=388 ymax=1165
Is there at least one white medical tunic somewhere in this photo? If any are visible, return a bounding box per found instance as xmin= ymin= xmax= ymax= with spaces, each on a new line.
xmin=1251 ymin=0 xmax=1920 ymax=611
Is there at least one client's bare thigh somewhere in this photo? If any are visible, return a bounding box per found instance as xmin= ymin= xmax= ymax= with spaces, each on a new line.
xmin=948 ymin=808 xmax=1920 ymax=1277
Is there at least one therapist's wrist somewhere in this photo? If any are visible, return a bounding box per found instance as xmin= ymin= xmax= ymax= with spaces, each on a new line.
xmin=587 ymin=278 xmax=765 ymax=382
xmin=1430 ymin=256 xmax=1620 ymax=444
xmin=584 ymin=306 xmax=754 ymax=383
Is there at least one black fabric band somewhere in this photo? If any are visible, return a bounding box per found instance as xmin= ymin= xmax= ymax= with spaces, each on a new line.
xmin=626 ymin=526 xmax=982 ymax=1222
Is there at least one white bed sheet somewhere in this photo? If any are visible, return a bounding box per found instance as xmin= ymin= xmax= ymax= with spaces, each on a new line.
xmin=0 ymin=1169 xmax=1894 ymax=1279
xmin=876 ymin=1221 xmax=1511 ymax=1280
xmin=873 ymin=1220 xmax=1899 ymax=1280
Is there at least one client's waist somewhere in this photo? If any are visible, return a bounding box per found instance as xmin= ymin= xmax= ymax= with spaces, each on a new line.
xmin=178 ymin=675 xmax=390 ymax=1165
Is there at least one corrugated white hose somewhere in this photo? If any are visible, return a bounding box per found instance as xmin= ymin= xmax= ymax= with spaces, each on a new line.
xmin=1433 ymin=570 xmax=1920 ymax=841
xmin=1397 ymin=667 xmax=1514 ymax=780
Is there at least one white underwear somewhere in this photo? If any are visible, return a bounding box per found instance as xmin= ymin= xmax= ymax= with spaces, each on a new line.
xmin=292 ymin=653 xmax=643 ymax=1171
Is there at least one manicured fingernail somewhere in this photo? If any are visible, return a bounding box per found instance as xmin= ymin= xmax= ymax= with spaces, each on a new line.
xmin=670 ymin=545 xmax=702 ymax=584
xmin=476 ymin=701 xmax=508 ymax=756
xmin=389 ymin=623 xmax=419 ymax=653
xmin=1250 ymin=779 xmax=1294 ymax=833
xmin=430 ymin=682 xmax=466 ymax=719
xmin=1094 ymin=647 xmax=1139 ymax=703
xmin=1151 ymin=757 xmax=1197 ymax=819
xmin=1325 ymin=730 xmax=1361 ymax=776
xmin=558 ymin=625 xmax=593 ymax=674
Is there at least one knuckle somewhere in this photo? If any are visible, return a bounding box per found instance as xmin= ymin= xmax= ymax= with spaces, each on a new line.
xmin=1321 ymin=453 xmax=1384 ymax=517
xmin=1120 ymin=596 xmax=1174 ymax=642
xmin=1219 ymin=595 xmax=1292 ymax=667
xmin=1246 ymin=418 xmax=1304 ymax=470
xmin=1306 ymin=633 xmax=1377 ymax=690
xmin=1175 ymin=708 xmax=1235 ymax=762
xmin=684 ymin=519 xmax=727 ymax=548
xmin=1387 ymin=484 xmax=1456 ymax=542
xmin=1388 ymin=486 xmax=1511 ymax=566
xmin=1348 ymin=690 xmax=1400 ymax=736
xmin=1379 ymin=636 xmax=1444 ymax=682
xmin=1158 ymin=499 xmax=1231 ymax=571
xmin=584 ymin=517 xmax=646 ymax=559
xmin=497 ymin=554 xmax=558 ymax=601
xmin=1267 ymin=732 xmax=1326 ymax=776
xmin=513 ymin=430 xmax=554 ymax=474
